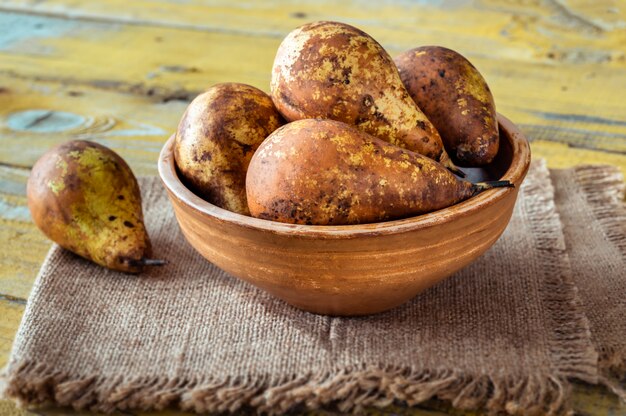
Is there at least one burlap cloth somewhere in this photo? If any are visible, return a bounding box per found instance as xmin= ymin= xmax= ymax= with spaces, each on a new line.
xmin=2 ymin=160 xmax=624 ymax=415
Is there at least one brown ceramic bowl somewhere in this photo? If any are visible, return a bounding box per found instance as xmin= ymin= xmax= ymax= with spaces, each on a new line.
xmin=158 ymin=114 xmax=531 ymax=316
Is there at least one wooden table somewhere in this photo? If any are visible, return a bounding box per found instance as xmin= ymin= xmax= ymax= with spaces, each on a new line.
xmin=0 ymin=1 xmax=624 ymax=414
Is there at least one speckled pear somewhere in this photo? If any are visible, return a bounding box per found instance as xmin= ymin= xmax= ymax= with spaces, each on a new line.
xmin=27 ymin=140 xmax=162 ymax=273
xmin=395 ymin=46 xmax=499 ymax=165
xmin=175 ymin=83 xmax=283 ymax=215
xmin=246 ymin=120 xmax=512 ymax=225
xmin=270 ymin=21 xmax=463 ymax=176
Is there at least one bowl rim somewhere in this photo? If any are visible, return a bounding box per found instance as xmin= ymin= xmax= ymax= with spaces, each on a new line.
xmin=158 ymin=113 xmax=531 ymax=238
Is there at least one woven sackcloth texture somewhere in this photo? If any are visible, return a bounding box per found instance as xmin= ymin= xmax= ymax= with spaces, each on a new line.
xmin=551 ymin=166 xmax=626 ymax=396
xmin=2 ymin=160 xmax=598 ymax=415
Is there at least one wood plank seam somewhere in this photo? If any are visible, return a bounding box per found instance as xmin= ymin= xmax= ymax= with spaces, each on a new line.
xmin=0 ymin=294 xmax=27 ymax=305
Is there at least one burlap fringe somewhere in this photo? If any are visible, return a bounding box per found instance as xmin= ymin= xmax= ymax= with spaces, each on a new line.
xmin=4 ymin=360 xmax=579 ymax=415
xmin=572 ymin=165 xmax=626 ymax=396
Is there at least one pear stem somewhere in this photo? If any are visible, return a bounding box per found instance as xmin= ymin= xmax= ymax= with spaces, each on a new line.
xmin=471 ymin=180 xmax=515 ymax=195
xmin=129 ymin=258 xmax=168 ymax=267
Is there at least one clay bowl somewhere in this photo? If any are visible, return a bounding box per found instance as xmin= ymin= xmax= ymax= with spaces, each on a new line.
xmin=158 ymin=114 xmax=531 ymax=316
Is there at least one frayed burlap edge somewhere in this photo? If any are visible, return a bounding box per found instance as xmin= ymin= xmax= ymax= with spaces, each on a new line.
xmin=2 ymin=361 xmax=579 ymax=415
xmin=571 ymin=165 xmax=626 ymax=398
xmin=1 ymin=163 xmax=598 ymax=415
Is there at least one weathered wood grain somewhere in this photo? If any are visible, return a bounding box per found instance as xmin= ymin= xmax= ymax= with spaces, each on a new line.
xmin=531 ymin=140 xmax=626 ymax=173
xmin=0 ymin=400 xmax=32 ymax=416
xmin=1 ymin=5 xmax=624 ymax=86
xmin=0 ymin=0 xmax=624 ymax=58
xmin=0 ymin=299 xmax=25 ymax=368
xmin=0 ymin=165 xmax=48 ymax=300
xmin=0 ymin=76 xmax=185 ymax=173
xmin=0 ymin=11 xmax=276 ymax=96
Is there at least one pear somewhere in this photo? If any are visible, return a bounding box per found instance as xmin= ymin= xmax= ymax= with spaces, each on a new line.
xmin=175 ymin=83 xmax=283 ymax=215
xmin=246 ymin=120 xmax=512 ymax=225
xmin=270 ymin=21 xmax=463 ymax=176
xmin=27 ymin=140 xmax=164 ymax=273
xmin=395 ymin=46 xmax=499 ymax=165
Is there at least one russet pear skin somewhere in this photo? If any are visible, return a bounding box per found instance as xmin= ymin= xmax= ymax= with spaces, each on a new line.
xmin=270 ymin=21 xmax=462 ymax=175
xmin=175 ymin=83 xmax=283 ymax=215
xmin=246 ymin=120 xmax=511 ymax=225
xmin=395 ymin=46 xmax=499 ymax=165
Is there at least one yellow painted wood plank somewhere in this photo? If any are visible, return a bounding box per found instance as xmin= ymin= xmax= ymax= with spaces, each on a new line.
xmin=1 ymin=7 xmax=624 ymax=88
xmin=0 ymin=165 xmax=49 ymax=300
xmin=0 ymin=10 xmax=277 ymax=96
xmin=531 ymin=139 xmax=626 ymax=175
xmin=0 ymin=299 xmax=25 ymax=368
xmin=0 ymin=216 xmax=48 ymax=300
xmin=547 ymin=0 xmax=626 ymax=31
xmin=570 ymin=382 xmax=626 ymax=416
xmin=0 ymin=400 xmax=34 ymax=416
xmin=0 ymin=0 xmax=624 ymax=61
